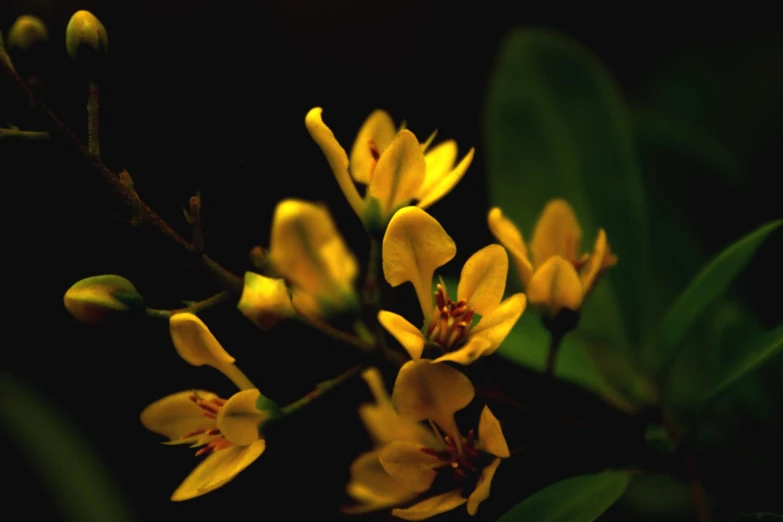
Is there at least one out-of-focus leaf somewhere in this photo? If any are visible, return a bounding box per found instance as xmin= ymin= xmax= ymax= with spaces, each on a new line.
xmin=484 ymin=28 xmax=649 ymax=358
xmin=658 ymin=220 xmax=782 ymax=376
xmin=0 ymin=373 xmax=135 ymax=522
xmin=496 ymin=470 xmax=631 ymax=522
xmin=619 ymin=473 xmax=691 ymax=520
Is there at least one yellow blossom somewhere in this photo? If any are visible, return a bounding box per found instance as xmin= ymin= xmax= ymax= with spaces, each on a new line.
xmin=237 ymin=271 xmax=295 ymax=330
xmin=140 ymin=313 xmax=273 ymax=501
xmin=379 ymin=207 xmax=527 ymax=366
xmin=267 ymin=199 xmax=359 ymax=319
xmin=305 ymin=108 xmax=474 ymax=228
xmin=488 ymin=200 xmax=617 ymax=318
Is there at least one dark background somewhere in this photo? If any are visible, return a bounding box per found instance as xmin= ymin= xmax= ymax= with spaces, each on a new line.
xmin=1 ymin=1 xmax=781 ymax=521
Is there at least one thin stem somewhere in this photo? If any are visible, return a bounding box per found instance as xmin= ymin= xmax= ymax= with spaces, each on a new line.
xmin=145 ymin=291 xmax=232 ymax=319
xmin=280 ymin=363 xmax=365 ymax=417
xmin=363 ymin=237 xmax=381 ymax=307
xmin=662 ymin=414 xmax=711 ymax=522
xmin=0 ymin=129 xmax=49 ymax=140
xmin=545 ymin=329 xmax=565 ymax=377
xmin=87 ymin=81 xmax=100 ymax=158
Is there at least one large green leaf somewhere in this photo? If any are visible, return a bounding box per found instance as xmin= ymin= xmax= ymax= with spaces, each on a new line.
xmin=484 ymin=28 xmax=648 ymax=356
xmin=657 ymin=220 xmax=782 ymax=376
xmin=0 ymin=373 xmax=135 ymax=522
xmin=497 ymin=470 xmax=631 ymax=522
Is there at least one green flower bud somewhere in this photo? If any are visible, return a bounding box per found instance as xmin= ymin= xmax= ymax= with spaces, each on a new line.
xmin=63 ymin=275 xmax=144 ymax=325
xmin=65 ymin=11 xmax=108 ymax=68
xmin=8 ymin=15 xmax=48 ymax=52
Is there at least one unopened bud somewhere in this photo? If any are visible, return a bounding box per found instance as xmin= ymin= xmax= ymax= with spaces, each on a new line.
xmin=65 ymin=10 xmax=108 ymax=71
xmin=64 ymin=275 xmax=144 ymax=325
xmin=8 ymin=15 xmax=48 ymax=51
xmin=237 ymin=272 xmax=295 ymax=330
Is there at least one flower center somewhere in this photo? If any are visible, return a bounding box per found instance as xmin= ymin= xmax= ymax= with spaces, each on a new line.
xmin=366 ymin=139 xmax=381 ymax=185
xmin=425 ymin=283 xmax=475 ymax=353
xmin=421 ymin=429 xmax=491 ymax=494
xmin=179 ymin=393 xmax=233 ymax=457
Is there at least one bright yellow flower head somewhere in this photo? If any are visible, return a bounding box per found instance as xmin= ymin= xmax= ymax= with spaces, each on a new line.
xmin=305 ymin=108 xmax=474 ymax=230
xmin=268 ymin=199 xmax=359 ymax=319
xmin=488 ymin=200 xmax=617 ymax=319
xmin=140 ymin=313 xmax=271 ymax=501
xmin=237 ymin=271 xmax=295 ymax=330
xmin=378 ymin=207 xmax=527 ymax=366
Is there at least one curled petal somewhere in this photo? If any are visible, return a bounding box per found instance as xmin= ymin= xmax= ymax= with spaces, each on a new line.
xmin=382 ymin=207 xmax=456 ymax=317
xmin=530 ymin=199 xmax=583 ymax=267
xmin=378 ymin=441 xmax=441 ymax=493
xmin=392 ymin=360 xmax=474 ymax=439
xmin=170 ymin=440 xmax=266 ymax=501
xmin=457 ymin=244 xmax=508 ymax=316
xmin=466 ymin=457 xmax=502 ymax=515
xmin=237 ymin=272 xmax=294 ymax=330
xmin=579 ymin=229 xmax=617 ymax=297
xmin=527 ymin=257 xmax=583 ymax=317
xmin=140 ymin=390 xmax=219 ymax=441
xmin=349 ymin=109 xmax=396 ymax=184
xmin=391 ymin=489 xmax=467 ymax=520
xmin=417 ymin=147 xmax=474 ymax=210
xmin=343 ymin=450 xmax=419 ymax=514
xmin=488 ymin=207 xmax=534 ymax=287
xmin=431 ymin=336 xmax=492 ymax=366
xmin=368 ymin=130 xmax=426 ymax=219
xmin=419 ymin=140 xmax=457 ymax=196
xmin=378 ymin=310 xmax=426 ymax=360
xmin=216 ymin=389 xmax=266 ymax=447
xmin=469 ymin=293 xmax=527 ymax=354
xmin=477 ymin=406 xmax=510 ymax=458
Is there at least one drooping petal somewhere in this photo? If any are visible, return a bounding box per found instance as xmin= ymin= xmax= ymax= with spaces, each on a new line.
xmin=140 ymin=390 xmax=219 ymax=441
xmin=382 ymin=207 xmax=456 ymax=317
xmin=431 ymin=336 xmax=493 ymax=366
xmin=378 ymin=441 xmax=441 ymax=493
xmin=237 ymin=272 xmax=294 ymax=330
xmin=305 ymin=108 xmax=364 ymax=217
xmin=392 ymin=360 xmax=474 ymax=439
xmin=343 ymin=450 xmax=419 ymax=514
xmin=419 ymin=140 xmax=457 ymax=197
xmin=391 ymin=489 xmax=467 ymax=520
xmin=530 ymin=199 xmax=583 ymax=268
xmin=477 ymin=406 xmax=510 ymax=458
xmin=488 ymin=207 xmax=534 ymax=287
xmin=216 ymin=389 xmax=267 ymax=447
xmin=378 ymin=310 xmax=426 ymax=360
xmin=349 ymin=110 xmax=396 ymax=184
xmin=466 ymin=457 xmax=502 ymax=515
xmin=526 ymin=256 xmax=583 ymax=317
xmin=367 ymin=130 xmax=426 ymax=219
xmin=457 ymin=244 xmax=508 ymax=316
xmin=170 ymin=439 xmax=266 ymax=501
xmin=268 ymin=199 xmax=358 ymax=317
xmin=417 ymin=147 xmax=475 ymax=210
xmin=469 ymin=293 xmax=527 ymax=354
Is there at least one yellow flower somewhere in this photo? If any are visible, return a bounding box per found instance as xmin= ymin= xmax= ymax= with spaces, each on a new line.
xmin=268 ymin=199 xmax=359 ymax=319
xmin=140 ymin=313 xmax=271 ymax=501
xmin=237 ymin=271 xmax=295 ymax=330
xmin=488 ymin=200 xmax=617 ymax=318
xmin=305 ymin=108 xmax=474 ymax=228
xmin=378 ymin=207 xmax=527 ymax=366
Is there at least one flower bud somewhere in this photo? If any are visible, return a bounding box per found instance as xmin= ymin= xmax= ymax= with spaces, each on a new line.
xmin=8 ymin=15 xmax=48 ymax=51
xmin=64 ymin=275 xmax=144 ymax=325
xmin=237 ymin=272 xmax=295 ymax=330
xmin=65 ymin=10 xmax=108 ymax=72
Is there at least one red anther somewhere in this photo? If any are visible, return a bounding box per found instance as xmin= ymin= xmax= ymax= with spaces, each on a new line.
xmin=188 ymin=394 xmax=199 ymax=403
xmin=368 ymin=140 xmax=381 ymax=161
xmin=467 ymin=429 xmax=475 ymax=447
xmin=206 ymin=428 xmax=221 ymax=436
xmin=196 ymin=401 xmax=220 ymax=415
xmin=451 ymin=304 xmax=467 ymax=317
xmin=202 ymin=412 xmax=217 ymax=419
xmin=180 ymin=429 xmax=206 ymax=439
xmin=210 ymin=397 xmax=226 ymax=406
xmin=195 ymin=445 xmax=213 ymax=457
xmin=435 ymin=286 xmax=446 ymax=309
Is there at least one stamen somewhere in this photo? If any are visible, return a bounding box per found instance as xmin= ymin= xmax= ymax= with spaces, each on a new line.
xmin=202 ymin=412 xmax=217 ymax=419
xmin=180 ymin=429 xmax=206 ymax=439
xmin=206 ymin=428 xmax=221 ymax=436
xmin=368 ymin=140 xmax=381 ymax=161
xmin=196 ymin=401 xmax=220 ymax=415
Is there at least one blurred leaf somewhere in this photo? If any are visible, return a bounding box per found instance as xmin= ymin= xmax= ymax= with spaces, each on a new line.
xmin=0 ymin=373 xmax=135 ymax=522
xmin=496 ymin=470 xmax=630 ymax=522
xmin=618 ymin=473 xmax=691 ymax=520
xmin=658 ymin=220 xmax=782 ymax=376
xmin=484 ymin=28 xmax=649 ymax=357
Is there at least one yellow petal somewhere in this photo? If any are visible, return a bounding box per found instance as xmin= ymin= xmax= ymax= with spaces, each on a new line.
xmin=530 ymin=199 xmax=583 ymax=268
xmin=362 ymin=367 xmax=391 ymax=405
xmin=305 ymin=107 xmax=364 ymax=217
xmin=431 ymin=336 xmax=493 ymax=366
xmin=349 ymin=109 xmax=396 ymax=184
xmin=368 ymin=129 xmax=426 ymax=219
xmin=527 ymin=256 xmax=583 ymax=316
xmin=170 ymin=439 xmax=266 ymax=501
xmin=378 ymin=310 xmax=426 ymax=360
xmin=391 ymin=489 xmax=467 ymax=520
xmin=378 ymin=441 xmax=441 ymax=492
xmin=344 ymin=450 xmax=419 ymax=513
xmin=580 ymin=229 xmax=617 ymax=296
xmin=466 ymin=457 xmax=502 ymax=515
xmin=417 ymin=147 xmax=475 ymax=210
xmin=382 ymin=207 xmax=456 ymax=317
xmin=268 ymin=199 xmax=358 ymax=316
xmin=392 ymin=360 xmax=474 ymax=439
xmin=216 ymin=389 xmax=267 ymax=447
xmin=140 ymin=390 xmax=218 ymax=441
xmin=457 ymin=244 xmax=508 ymax=316
xmin=419 ymin=140 xmax=457 ymax=197
xmin=169 ymin=314 xmax=254 ymax=390
xmin=237 ymin=272 xmax=294 ymax=330
xmin=469 ymin=293 xmax=527 ymax=354
xmin=488 ymin=207 xmax=534 ymax=287
xmin=477 ymin=406 xmax=510 ymax=458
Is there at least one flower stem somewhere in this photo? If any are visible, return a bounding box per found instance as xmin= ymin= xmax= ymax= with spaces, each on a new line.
xmin=662 ymin=414 xmax=711 ymax=522
xmin=0 ymin=128 xmax=49 ymax=140
xmin=545 ymin=329 xmax=565 ymax=377
xmin=280 ymin=364 xmax=365 ymax=417
xmin=145 ymin=291 xmax=233 ymax=319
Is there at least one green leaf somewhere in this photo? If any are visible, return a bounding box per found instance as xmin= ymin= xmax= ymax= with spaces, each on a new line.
xmin=0 ymin=373 xmax=135 ymax=522
xmin=484 ymin=28 xmax=649 ymax=356
xmin=497 ymin=470 xmax=631 ymax=522
xmin=658 ymin=220 xmax=782 ymax=375
xmin=701 ymin=324 xmax=783 ymax=404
